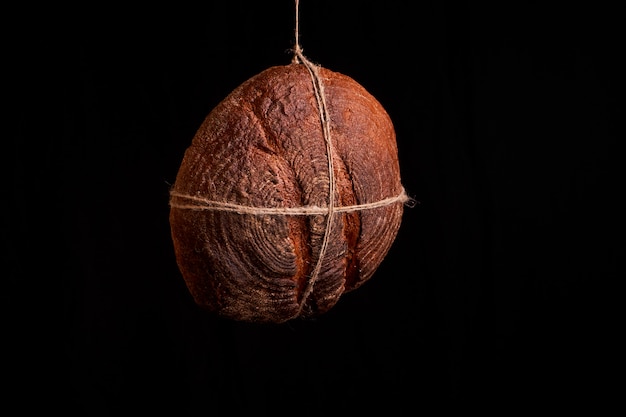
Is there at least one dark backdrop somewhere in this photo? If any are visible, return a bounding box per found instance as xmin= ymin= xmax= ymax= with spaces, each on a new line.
xmin=6 ymin=1 xmax=623 ymax=414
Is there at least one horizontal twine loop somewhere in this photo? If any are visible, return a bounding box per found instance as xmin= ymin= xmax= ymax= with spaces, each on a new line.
xmin=169 ymin=187 xmax=412 ymax=215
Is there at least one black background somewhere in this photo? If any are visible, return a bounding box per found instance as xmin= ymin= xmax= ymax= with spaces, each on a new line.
xmin=6 ymin=0 xmax=623 ymax=414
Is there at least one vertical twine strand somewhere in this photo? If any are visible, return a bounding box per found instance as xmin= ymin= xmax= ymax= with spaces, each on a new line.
xmin=292 ymin=0 xmax=337 ymax=313
xmin=292 ymin=0 xmax=301 ymax=64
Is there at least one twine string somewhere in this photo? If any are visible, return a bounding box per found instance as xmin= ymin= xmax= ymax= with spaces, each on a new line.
xmin=169 ymin=188 xmax=411 ymax=215
xmin=288 ymin=0 xmax=338 ymax=313
xmin=292 ymin=0 xmax=302 ymax=64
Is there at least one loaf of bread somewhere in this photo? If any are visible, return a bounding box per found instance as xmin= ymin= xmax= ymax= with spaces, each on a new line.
xmin=169 ymin=63 xmax=405 ymax=323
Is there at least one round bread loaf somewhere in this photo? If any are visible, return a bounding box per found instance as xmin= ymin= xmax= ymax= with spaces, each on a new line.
xmin=169 ymin=63 xmax=405 ymax=323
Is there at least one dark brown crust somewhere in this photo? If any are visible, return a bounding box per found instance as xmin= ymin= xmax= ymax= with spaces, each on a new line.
xmin=169 ymin=64 xmax=404 ymax=323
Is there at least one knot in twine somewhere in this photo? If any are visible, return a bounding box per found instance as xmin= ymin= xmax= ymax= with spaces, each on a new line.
xmin=169 ymin=0 xmax=415 ymax=314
